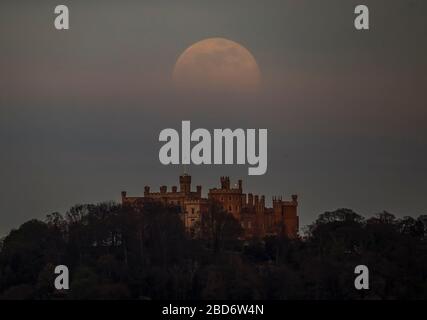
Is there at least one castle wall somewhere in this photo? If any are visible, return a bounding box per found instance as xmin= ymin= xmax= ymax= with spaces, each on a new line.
xmin=183 ymin=199 xmax=209 ymax=237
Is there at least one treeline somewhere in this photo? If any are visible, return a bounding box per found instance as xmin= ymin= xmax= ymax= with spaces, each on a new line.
xmin=0 ymin=203 xmax=426 ymax=300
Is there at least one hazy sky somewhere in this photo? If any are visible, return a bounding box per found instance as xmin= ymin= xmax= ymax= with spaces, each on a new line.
xmin=1 ymin=0 xmax=426 ymax=236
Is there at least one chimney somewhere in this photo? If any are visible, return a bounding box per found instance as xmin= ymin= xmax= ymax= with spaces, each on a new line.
xmin=144 ymin=186 xmax=150 ymax=196
xmin=121 ymin=191 xmax=127 ymax=200
xmin=160 ymin=185 xmax=167 ymax=194
xmin=172 ymin=186 xmax=177 ymax=193
xmin=196 ymin=185 xmax=202 ymax=196
xmin=238 ymin=179 xmax=242 ymax=191
xmin=254 ymin=195 xmax=259 ymax=207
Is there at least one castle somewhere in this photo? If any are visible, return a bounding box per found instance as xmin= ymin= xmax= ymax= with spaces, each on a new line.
xmin=121 ymin=174 xmax=299 ymax=239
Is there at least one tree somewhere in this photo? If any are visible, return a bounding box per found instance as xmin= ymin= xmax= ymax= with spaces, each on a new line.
xmin=307 ymin=208 xmax=365 ymax=256
xmin=0 ymin=220 xmax=60 ymax=290
xmin=1 ymin=202 xmax=427 ymax=300
xmin=201 ymin=200 xmax=243 ymax=253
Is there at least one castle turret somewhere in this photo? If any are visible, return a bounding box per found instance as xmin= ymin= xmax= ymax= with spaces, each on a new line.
xmin=284 ymin=195 xmax=299 ymax=238
xmin=292 ymin=194 xmax=298 ymax=204
xmin=241 ymin=194 xmax=247 ymax=206
xmin=180 ymin=174 xmax=191 ymax=194
xmin=248 ymin=193 xmax=253 ymax=207
xmin=273 ymin=196 xmax=283 ymax=226
xmin=220 ymin=176 xmax=230 ymax=189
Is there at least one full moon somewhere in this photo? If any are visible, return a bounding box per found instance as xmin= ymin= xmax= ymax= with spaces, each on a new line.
xmin=173 ymin=38 xmax=261 ymax=93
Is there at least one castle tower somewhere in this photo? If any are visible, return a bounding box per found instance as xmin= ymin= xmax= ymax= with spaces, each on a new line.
xmin=220 ymin=176 xmax=230 ymax=189
xmin=283 ymin=195 xmax=299 ymax=238
xmin=180 ymin=174 xmax=191 ymax=194
xmin=255 ymin=195 xmax=265 ymax=238
xmin=208 ymin=176 xmax=242 ymax=221
xmin=272 ymin=196 xmax=283 ymax=227
xmin=248 ymin=193 xmax=253 ymax=207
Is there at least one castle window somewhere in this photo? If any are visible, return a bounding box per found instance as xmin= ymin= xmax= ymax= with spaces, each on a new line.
xmin=191 ymin=208 xmax=195 ymax=214
xmin=229 ymin=196 xmax=231 ymax=201
xmin=229 ymin=206 xmax=232 ymax=211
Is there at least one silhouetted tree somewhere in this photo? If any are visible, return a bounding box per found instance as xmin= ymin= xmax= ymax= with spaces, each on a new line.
xmin=201 ymin=201 xmax=243 ymax=253
xmin=1 ymin=203 xmax=426 ymax=300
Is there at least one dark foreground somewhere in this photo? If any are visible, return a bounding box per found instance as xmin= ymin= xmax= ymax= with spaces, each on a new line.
xmin=0 ymin=202 xmax=426 ymax=300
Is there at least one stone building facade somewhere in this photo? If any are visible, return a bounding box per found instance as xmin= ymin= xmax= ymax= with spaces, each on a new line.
xmin=121 ymin=174 xmax=299 ymax=239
